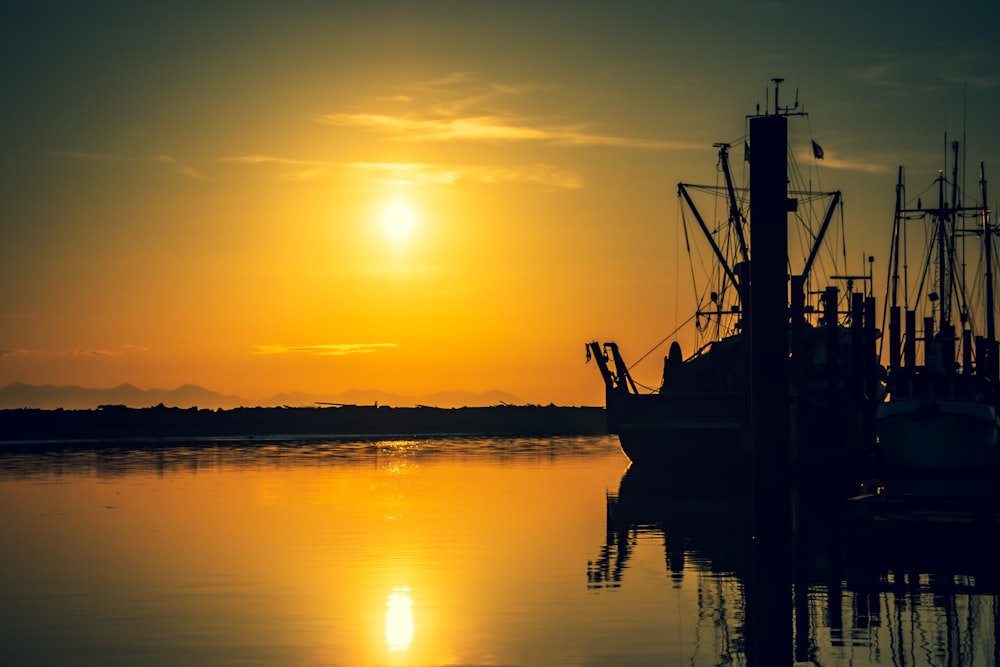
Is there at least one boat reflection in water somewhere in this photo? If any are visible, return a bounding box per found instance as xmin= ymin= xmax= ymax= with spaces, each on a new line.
xmin=590 ymin=459 xmax=1000 ymax=666
xmin=1 ymin=435 xmax=997 ymax=665
xmin=588 ymin=465 xmax=751 ymax=664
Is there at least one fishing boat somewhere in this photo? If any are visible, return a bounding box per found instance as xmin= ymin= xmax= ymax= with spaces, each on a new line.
xmin=588 ymin=80 xmax=880 ymax=467
xmin=875 ymin=143 xmax=1000 ymax=471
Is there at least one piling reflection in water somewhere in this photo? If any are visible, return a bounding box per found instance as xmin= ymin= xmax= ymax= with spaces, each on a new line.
xmin=591 ymin=457 xmax=1000 ymax=666
xmin=0 ymin=435 xmax=998 ymax=665
xmin=590 ymin=465 xmax=752 ymax=664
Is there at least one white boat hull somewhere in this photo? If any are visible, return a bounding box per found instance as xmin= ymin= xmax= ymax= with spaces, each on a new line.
xmin=875 ymin=397 xmax=1000 ymax=470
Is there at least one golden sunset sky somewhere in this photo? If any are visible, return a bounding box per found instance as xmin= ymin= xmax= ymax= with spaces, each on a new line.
xmin=2 ymin=1 xmax=1000 ymax=406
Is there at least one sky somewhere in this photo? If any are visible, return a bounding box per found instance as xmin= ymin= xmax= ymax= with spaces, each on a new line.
xmin=2 ymin=1 xmax=1000 ymax=407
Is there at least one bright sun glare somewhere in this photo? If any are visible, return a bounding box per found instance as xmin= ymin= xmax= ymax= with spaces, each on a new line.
xmin=385 ymin=588 xmax=414 ymax=651
xmin=383 ymin=202 xmax=416 ymax=240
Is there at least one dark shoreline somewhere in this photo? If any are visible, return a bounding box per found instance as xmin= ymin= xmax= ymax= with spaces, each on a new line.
xmin=0 ymin=404 xmax=608 ymax=447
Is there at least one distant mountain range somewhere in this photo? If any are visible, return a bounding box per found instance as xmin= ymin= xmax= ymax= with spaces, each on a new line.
xmin=0 ymin=382 xmax=524 ymax=410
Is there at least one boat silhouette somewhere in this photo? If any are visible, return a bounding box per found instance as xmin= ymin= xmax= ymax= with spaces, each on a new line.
xmin=588 ymin=80 xmax=879 ymax=470
xmin=876 ymin=143 xmax=1000 ymax=472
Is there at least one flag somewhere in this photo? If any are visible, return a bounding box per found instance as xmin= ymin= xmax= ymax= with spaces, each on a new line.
xmin=811 ymin=140 xmax=825 ymax=160
xmin=744 ymin=141 xmax=750 ymax=163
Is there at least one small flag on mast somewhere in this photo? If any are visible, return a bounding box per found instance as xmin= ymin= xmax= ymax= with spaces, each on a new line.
xmin=811 ymin=140 xmax=825 ymax=160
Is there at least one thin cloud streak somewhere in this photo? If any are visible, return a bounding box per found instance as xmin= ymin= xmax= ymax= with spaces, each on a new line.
xmin=316 ymin=112 xmax=699 ymax=150
xmin=343 ymin=161 xmax=584 ymax=189
xmin=221 ymin=155 xmax=326 ymax=167
xmin=254 ymin=343 xmax=398 ymax=356
xmin=0 ymin=347 xmax=135 ymax=358
xmin=56 ymin=151 xmax=206 ymax=179
xmin=817 ymin=157 xmax=891 ymax=174
xmin=797 ymin=148 xmax=891 ymax=175
xmin=849 ymin=50 xmax=1000 ymax=94
xmin=225 ymin=156 xmax=585 ymax=189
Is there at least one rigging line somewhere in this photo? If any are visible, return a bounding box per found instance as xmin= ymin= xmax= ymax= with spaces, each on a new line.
xmin=674 ymin=193 xmax=681 ymax=329
xmin=903 ymin=204 xmax=910 ymax=311
xmin=840 ymin=197 xmax=848 ymax=280
xmin=914 ymin=216 xmax=936 ymax=310
xmin=627 ymin=312 xmax=698 ymax=372
xmin=679 ymin=197 xmax=700 ymax=317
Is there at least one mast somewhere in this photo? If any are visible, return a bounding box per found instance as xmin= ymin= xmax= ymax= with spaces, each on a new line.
xmin=937 ymin=168 xmax=949 ymax=333
xmin=982 ymin=163 xmax=996 ymax=378
xmin=888 ymin=166 xmax=905 ymax=371
xmin=949 ymin=140 xmax=961 ymax=332
xmin=891 ymin=167 xmax=904 ymax=309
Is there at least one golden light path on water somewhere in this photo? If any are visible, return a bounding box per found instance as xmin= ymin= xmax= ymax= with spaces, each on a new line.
xmin=385 ymin=587 xmax=414 ymax=651
xmin=0 ymin=437 xmax=997 ymax=665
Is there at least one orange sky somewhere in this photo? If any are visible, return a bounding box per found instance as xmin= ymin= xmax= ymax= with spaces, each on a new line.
xmin=3 ymin=2 xmax=1000 ymax=406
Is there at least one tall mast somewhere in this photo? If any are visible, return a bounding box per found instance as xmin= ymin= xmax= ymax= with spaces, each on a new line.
xmin=950 ymin=140 xmax=961 ymax=329
xmin=891 ymin=166 xmax=904 ymax=309
xmin=937 ymin=168 xmax=949 ymax=332
xmin=982 ymin=163 xmax=995 ymax=347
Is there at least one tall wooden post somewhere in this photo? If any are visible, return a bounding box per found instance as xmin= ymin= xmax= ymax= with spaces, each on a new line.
xmin=746 ymin=111 xmax=792 ymax=667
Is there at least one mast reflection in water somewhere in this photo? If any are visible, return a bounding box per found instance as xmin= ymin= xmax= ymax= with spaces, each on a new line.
xmin=0 ymin=435 xmax=997 ymax=665
xmin=591 ymin=461 xmax=1000 ymax=666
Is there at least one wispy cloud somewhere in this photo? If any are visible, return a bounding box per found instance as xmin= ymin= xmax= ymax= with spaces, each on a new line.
xmin=224 ymin=157 xmax=585 ymax=189
xmin=849 ymin=50 xmax=1000 ymax=94
xmin=317 ymin=112 xmax=697 ymax=150
xmin=56 ymin=151 xmax=206 ymax=179
xmin=798 ymin=148 xmax=891 ymax=175
xmin=341 ymin=161 xmax=584 ymax=189
xmin=466 ymin=164 xmax=585 ymax=189
xmin=254 ymin=343 xmax=398 ymax=356
xmin=0 ymin=346 xmax=142 ymax=358
xmin=221 ymin=154 xmax=330 ymax=180
xmin=230 ymin=74 xmax=699 ymax=188
xmin=816 ymin=157 xmax=891 ymax=174
xmin=316 ymin=72 xmax=700 ymax=151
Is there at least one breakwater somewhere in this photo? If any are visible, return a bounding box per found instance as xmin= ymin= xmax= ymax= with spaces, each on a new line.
xmin=0 ymin=404 xmax=607 ymax=445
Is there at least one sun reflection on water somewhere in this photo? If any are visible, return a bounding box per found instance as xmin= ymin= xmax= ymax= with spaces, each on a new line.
xmin=385 ymin=587 xmax=414 ymax=651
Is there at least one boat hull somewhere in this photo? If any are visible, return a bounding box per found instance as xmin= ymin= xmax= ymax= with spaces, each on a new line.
xmin=608 ymin=391 xmax=747 ymax=468
xmin=618 ymin=420 xmax=746 ymax=467
xmin=875 ymin=397 xmax=1000 ymax=470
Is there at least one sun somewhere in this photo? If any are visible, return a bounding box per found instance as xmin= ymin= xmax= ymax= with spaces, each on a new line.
xmin=383 ymin=202 xmax=416 ymax=240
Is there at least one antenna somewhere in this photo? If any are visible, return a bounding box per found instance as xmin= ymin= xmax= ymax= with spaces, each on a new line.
xmin=766 ymin=77 xmax=804 ymax=117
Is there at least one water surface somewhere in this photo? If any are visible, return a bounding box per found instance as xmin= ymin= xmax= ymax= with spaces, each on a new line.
xmin=0 ymin=436 xmax=996 ymax=666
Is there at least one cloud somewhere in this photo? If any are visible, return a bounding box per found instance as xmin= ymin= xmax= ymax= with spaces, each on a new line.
xmin=56 ymin=152 xmax=206 ymax=179
xmin=401 ymin=71 xmax=532 ymax=115
xmin=465 ymin=164 xmax=585 ymax=189
xmin=221 ymin=155 xmax=325 ymax=167
xmin=254 ymin=343 xmax=398 ymax=356
xmin=221 ymin=155 xmax=330 ymax=180
xmin=797 ymin=148 xmax=891 ymax=175
xmin=815 ymin=157 xmax=891 ymax=174
xmin=225 ymin=156 xmax=585 ymax=189
xmin=849 ymin=50 xmax=1000 ymax=94
xmin=316 ymin=72 xmax=701 ymax=151
xmin=316 ymin=112 xmax=698 ymax=150
xmin=0 ymin=347 xmax=135 ymax=358
xmin=341 ymin=161 xmax=584 ymax=189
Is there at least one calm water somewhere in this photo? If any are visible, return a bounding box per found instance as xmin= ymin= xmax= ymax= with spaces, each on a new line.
xmin=0 ymin=435 xmax=996 ymax=666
